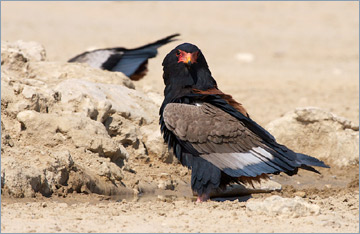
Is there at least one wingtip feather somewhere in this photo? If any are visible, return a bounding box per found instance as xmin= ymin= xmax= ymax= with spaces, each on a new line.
xmin=296 ymin=153 xmax=330 ymax=169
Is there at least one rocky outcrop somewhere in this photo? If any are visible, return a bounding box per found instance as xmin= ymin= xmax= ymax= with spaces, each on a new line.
xmin=266 ymin=107 xmax=359 ymax=167
xmin=1 ymin=40 xmax=170 ymax=198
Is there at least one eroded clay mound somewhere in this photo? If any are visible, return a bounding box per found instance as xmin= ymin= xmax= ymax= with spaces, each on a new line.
xmin=1 ymin=40 xmax=171 ymax=198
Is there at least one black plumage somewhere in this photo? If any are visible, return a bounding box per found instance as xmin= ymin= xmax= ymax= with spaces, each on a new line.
xmin=68 ymin=34 xmax=180 ymax=80
xmin=159 ymin=43 xmax=329 ymax=202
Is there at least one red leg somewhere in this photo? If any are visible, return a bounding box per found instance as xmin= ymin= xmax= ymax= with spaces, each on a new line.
xmin=196 ymin=193 xmax=210 ymax=202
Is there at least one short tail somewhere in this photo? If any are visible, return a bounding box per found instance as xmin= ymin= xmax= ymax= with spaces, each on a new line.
xmin=296 ymin=153 xmax=330 ymax=174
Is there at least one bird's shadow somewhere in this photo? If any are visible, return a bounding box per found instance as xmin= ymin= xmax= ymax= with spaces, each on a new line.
xmin=210 ymin=194 xmax=252 ymax=202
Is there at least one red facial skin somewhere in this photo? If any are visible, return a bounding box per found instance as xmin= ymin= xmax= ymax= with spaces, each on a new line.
xmin=176 ymin=49 xmax=199 ymax=65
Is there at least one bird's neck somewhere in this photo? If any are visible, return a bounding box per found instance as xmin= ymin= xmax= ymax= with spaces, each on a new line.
xmin=163 ymin=66 xmax=217 ymax=98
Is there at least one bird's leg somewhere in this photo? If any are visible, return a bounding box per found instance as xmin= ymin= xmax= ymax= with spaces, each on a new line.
xmin=196 ymin=193 xmax=210 ymax=203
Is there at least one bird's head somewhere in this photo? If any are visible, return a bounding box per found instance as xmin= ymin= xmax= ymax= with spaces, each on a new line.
xmin=162 ymin=43 xmax=217 ymax=96
xmin=175 ymin=44 xmax=200 ymax=67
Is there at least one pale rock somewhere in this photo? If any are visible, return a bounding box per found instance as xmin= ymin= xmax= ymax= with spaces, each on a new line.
xmin=2 ymin=40 xmax=46 ymax=62
xmin=293 ymin=191 xmax=306 ymax=198
xmin=104 ymin=113 xmax=125 ymax=137
xmin=1 ymin=41 xmax=46 ymax=79
xmin=21 ymin=85 xmax=38 ymax=99
xmin=28 ymin=62 xmax=134 ymax=89
xmin=104 ymin=113 xmax=140 ymax=145
xmin=4 ymin=82 xmax=51 ymax=115
xmin=246 ymin=195 xmax=320 ymax=217
xmin=103 ymin=113 xmax=151 ymax=162
xmin=137 ymin=181 xmax=158 ymax=194
xmin=1 ymin=79 xmax=17 ymax=111
xmin=16 ymin=110 xmax=128 ymax=163
xmin=1 ymin=149 xmax=74 ymax=198
xmin=144 ymin=91 xmax=164 ymax=107
xmin=54 ymin=79 xmax=157 ymax=123
xmin=266 ymin=107 xmax=359 ymax=167
xmin=157 ymin=173 xmax=175 ymax=190
xmin=1 ymin=45 xmax=29 ymax=75
xmin=52 ymin=78 xmax=169 ymax=162
xmin=45 ymin=150 xmax=74 ymax=186
xmin=1 ymin=120 xmax=15 ymax=148
xmin=10 ymin=100 xmax=32 ymax=115
xmin=97 ymin=100 xmax=113 ymax=123
xmin=22 ymin=78 xmax=46 ymax=87
xmin=140 ymin=123 xmax=172 ymax=163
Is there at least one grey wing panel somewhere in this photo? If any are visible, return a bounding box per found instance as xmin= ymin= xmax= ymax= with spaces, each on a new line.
xmin=68 ymin=49 xmax=119 ymax=69
xmin=163 ymin=103 xmax=301 ymax=177
xmin=163 ymin=102 xmax=252 ymax=146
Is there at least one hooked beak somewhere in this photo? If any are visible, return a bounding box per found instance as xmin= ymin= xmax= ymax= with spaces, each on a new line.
xmin=185 ymin=54 xmax=193 ymax=65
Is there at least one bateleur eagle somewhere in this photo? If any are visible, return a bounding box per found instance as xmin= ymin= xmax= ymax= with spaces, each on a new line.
xmin=68 ymin=34 xmax=180 ymax=80
xmin=159 ymin=43 xmax=329 ymax=202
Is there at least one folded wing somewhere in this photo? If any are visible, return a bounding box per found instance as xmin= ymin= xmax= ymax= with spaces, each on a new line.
xmin=163 ymin=102 xmax=323 ymax=178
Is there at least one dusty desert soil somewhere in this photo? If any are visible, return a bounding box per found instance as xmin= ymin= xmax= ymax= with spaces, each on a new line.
xmin=1 ymin=1 xmax=359 ymax=233
xmin=1 ymin=165 xmax=359 ymax=233
xmin=1 ymin=186 xmax=359 ymax=233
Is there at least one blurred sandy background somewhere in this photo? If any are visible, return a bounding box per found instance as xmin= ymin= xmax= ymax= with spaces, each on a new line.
xmin=1 ymin=2 xmax=359 ymax=233
xmin=2 ymin=1 xmax=359 ymax=125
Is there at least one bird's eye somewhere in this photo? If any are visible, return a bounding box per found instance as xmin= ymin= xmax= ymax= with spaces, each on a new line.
xmin=176 ymin=50 xmax=180 ymax=56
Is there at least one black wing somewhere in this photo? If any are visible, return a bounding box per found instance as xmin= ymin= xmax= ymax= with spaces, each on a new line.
xmin=160 ymin=94 xmax=329 ymax=178
xmin=68 ymin=34 xmax=180 ymax=79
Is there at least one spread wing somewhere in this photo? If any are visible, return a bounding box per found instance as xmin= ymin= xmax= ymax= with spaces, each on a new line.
xmin=68 ymin=48 xmax=150 ymax=80
xmin=68 ymin=34 xmax=180 ymax=80
xmin=109 ymin=33 xmax=179 ymax=77
xmin=68 ymin=49 xmax=122 ymax=69
xmin=163 ymin=102 xmax=306 ymax=178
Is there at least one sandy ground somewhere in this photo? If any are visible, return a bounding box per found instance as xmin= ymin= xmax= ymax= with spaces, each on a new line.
xmin=1 ymin=186 xmax=359 ymax=233
xmin=1 ymin=1 xmax=359 ymax=233
xmin=1 ymin=165 xmax=359 ymax=233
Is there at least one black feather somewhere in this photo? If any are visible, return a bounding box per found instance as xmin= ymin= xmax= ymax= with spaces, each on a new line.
xmin=191 ymin=157 xmax=221 ymax=195
xmin=68 ymin=34 xmax=180 ymax=78
xmin=101 ymin=53 xmax=123 ymax=71
xmin=296 ymin=153 xmax=330 ymax=168
xmin=159 ymin=43 xmax=329 ymax=199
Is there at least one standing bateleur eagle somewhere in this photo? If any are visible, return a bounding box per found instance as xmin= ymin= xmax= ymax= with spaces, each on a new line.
xmin=68 ymin=34 xmax=180 ymax=81
xmin=159 ymin=43 xmax=329 ymax=202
